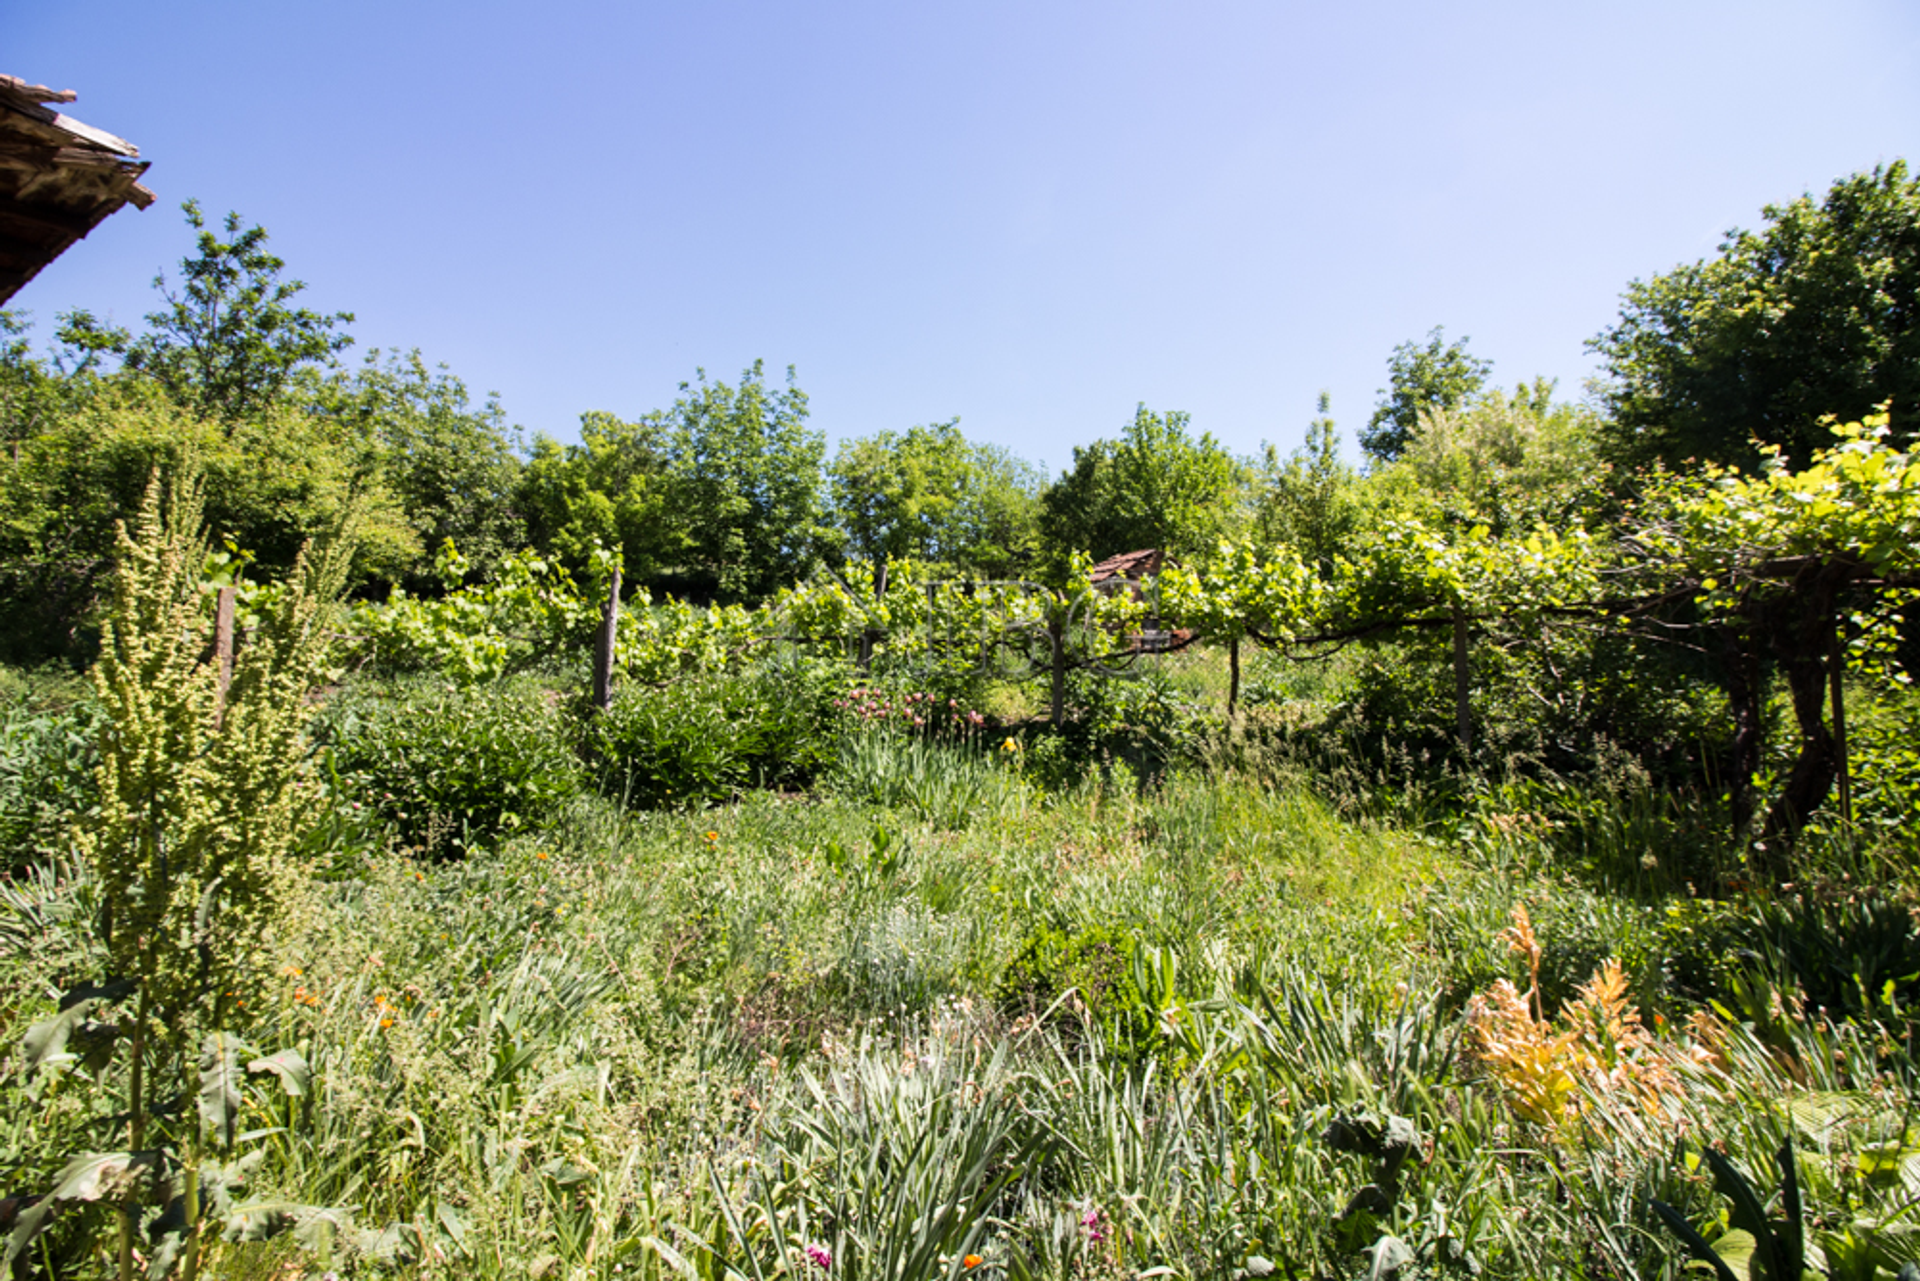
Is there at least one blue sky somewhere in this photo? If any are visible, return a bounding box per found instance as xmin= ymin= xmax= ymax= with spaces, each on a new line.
xmin=7 ymin=1 xmax=1917 ymax=473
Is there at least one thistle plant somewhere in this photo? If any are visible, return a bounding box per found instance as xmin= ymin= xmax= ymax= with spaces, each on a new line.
xmin=11 ymin=466 xmax=351 ymax=1279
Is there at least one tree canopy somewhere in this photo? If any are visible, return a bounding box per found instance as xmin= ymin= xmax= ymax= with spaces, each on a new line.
xmin=1590 ymin=161 xmax=1920 ymax=470
xmin=1361 ymin=326 xmax=1491 ymax=464
xmin=1039 ymin=405 xmax=1244 ymax=571
xmin=56 ymin=202 xmax=355 ymax=423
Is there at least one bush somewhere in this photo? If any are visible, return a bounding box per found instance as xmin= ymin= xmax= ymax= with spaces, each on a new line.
xmin=586 ymin=654 xmax=848 ymax=809
xmin=319 ymin=678 xmax=581 ymax=857
xmin=0 ymin=703 xmax=97 ymax=873
xmin=584 ymin=675 xmax=758 ymax=809
xmin=994 ymin=920 xmax=1162 ymax=1062
xmin=825 ymin=735 xmax=1023 ymax=829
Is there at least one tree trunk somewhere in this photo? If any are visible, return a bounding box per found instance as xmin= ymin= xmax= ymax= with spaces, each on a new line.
xmin=1759 ymin=650 xmax=1837 ymax=852
xmin=1831 ymin=623 xmax=1851 ymax=827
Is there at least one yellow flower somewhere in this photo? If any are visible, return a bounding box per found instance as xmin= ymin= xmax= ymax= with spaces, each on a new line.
xmin=1000 ymin=737 xmax=1020 ymax=753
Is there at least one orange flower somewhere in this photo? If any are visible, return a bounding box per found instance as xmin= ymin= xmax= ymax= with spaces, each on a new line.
xmin=963 ymin=1255 xmax=983 ymax=1270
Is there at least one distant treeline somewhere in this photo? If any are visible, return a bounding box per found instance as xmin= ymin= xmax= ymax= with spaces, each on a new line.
xmin=3 ymin=164 xmax=1916 ymax=665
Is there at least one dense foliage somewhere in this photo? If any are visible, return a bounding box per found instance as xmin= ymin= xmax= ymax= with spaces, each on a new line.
xmin=1591 ymin=160 xmax=1920 ymax=470
xmin=3 ymin=165 xmax=1920 ymax=1280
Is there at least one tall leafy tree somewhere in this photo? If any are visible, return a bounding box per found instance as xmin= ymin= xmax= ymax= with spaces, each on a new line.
xmin=1362 ymin=326 xmax=1492 ymax=464
xmin=953 ymin=442 xmax=1044 ymax=580
xmin=1387 ymin=377 xmax=1609 ymax=533
xmin=829 ymin=421 xmax=1043 ymax=585
xmin=1590 ymin=161 xmax=1920 ymax=470
xmin=669 ymin=362 xmax=828 ymax=602
xmin=517 ymin=409 xmax=685 ymax=588
xmin=1251 ymin=392 xmax=1359 ymax=574
xmin=831 ymin=420 xmax=974 ymax=587
xmin=321 ymin=348 xmax=526 ymax=586
xmin=1040 ymin=404 xmax=1244 ymax=568
xmin=57 ymin=201 xmax=355 ymax=423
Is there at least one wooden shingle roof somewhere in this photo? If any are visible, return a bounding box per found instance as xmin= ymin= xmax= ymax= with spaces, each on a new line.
xmin=0 ymin=74 xmax=154 ymax=305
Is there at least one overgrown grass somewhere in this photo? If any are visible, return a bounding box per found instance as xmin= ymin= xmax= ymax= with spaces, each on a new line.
xmin=5 ymin=671 xmax=1918 ymax=1279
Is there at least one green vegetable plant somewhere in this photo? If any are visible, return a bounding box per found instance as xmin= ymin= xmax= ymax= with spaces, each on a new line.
xmin=8 ymin=468 xmax=349 ymax=1279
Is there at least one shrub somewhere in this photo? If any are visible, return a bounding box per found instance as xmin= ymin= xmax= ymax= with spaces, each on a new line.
xmin=825 ymin=735 xmax=1026 ymax=830
xmin=0 ymin=701 xmax=97 ymax=873
xmin=585 ymin=675 xmax=759 ymax=809
xmin=994 ymin=921 xmax=1161 ymax=1062
xmin=319 ymin=678 xmax=581 ymax=856
xmin=585 ymin=653 xmax=847 ymax=810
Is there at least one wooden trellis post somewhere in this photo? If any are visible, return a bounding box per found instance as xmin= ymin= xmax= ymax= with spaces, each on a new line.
xmin=592 ymin=566 xmax=621 ymax=713
xmin=1453 ymin=608 xmax=1472 ymax=755
xmin=1831 ymin=621 xmax=1851 ymax=826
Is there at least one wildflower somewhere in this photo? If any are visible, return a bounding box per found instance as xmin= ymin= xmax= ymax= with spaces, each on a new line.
xmin=705 ymin=830 xmax=720 ymax=845
xmin=380 ymin=1017 xmax=394 ymax=1029
xmin=963 ymin=1255 xmax=983 ymax=1269
xmin=1080 ymin=1207 xmax=1106 ymax=1243
xmin=805 ymin=1243 xmax=832 ymax=1270
xmin=279 ymin=964 xmax=303 ymax=978
xmin=1000 ymin=736 xmax=1020 ymax=753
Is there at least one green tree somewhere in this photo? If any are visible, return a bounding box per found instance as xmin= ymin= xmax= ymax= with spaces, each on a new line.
xmin=321 ymin=349 xmax=525 ymax=586
xmin=1250 ymin=392 xmax=1359 ymax=574
xmin=831 ymin=420 xmax=974 ymax=589
xmin=829 ymin=422 xmax=1043 ymax=586
xmin=668 ymin=362 xmax=828 ymax=603
xmin=1040 ymin=405 xmax=1244 ymax=570
xmin=1590 ymin=161 xmax=1920 ymax=470
xmin=1388 ymin=377 xmax=1609 ymax=533
xmin=951 ymin=441 xmax=1044 ymax=579
xmin=0 ymin=386 xmax=410 ymax=662
xmin=1361 ymin=326 xmax=1492 ymax=464
xmin=56 ymin=201 xmax=354 ymax=423
xmin=517 ymin=409 xmax=685 ymax=588
xmin=1 ymin=309 xmax=76 ymax=452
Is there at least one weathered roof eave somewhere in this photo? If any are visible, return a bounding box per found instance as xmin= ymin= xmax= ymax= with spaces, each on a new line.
xmin=0 ymin=73 xmax=154 ymax=305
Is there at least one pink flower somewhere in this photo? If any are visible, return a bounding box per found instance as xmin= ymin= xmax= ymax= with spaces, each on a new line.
xmin=1081 ymin=1207 xmax=1106 ymax=1243
xmin=806 ymin=1244 xmax=832 ymax=1270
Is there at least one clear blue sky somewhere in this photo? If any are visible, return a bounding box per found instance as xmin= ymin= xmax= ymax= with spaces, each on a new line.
xmin=7 ymin=1 xmax=1917 ymax=473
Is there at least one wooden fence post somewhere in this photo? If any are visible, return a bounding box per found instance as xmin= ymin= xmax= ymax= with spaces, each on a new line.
xmin=1048 ymin=616 xmax=1065 ymax=728
xmin=1453 ymin=608 xmax=1472 ymax=756
xmin=213 ymin=586 xmax=236 ymax=727
xmin=1227 ymin=635 xmax=1241 ymax=724
xmin=592 ymin=566 xmax=621 ymax=713
xmin=1831 ymin=621 xmax=1851 ymax=826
